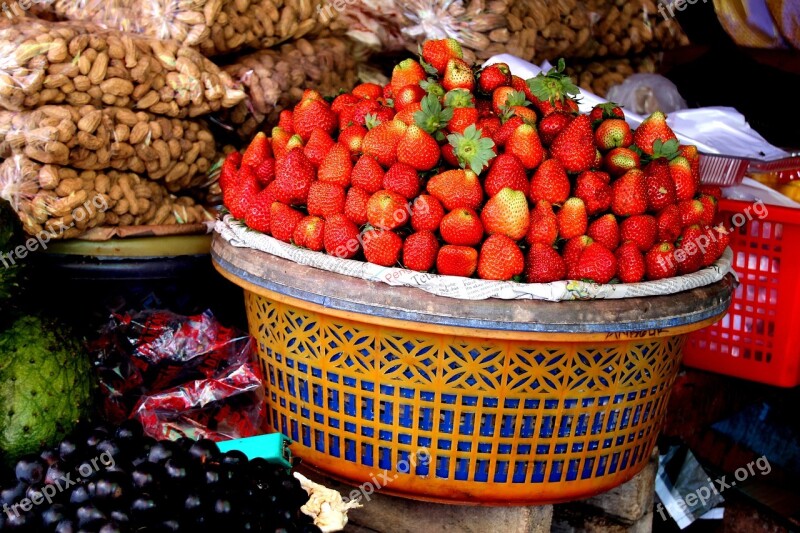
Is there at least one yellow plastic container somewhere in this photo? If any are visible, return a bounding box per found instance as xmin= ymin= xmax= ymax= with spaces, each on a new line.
xmin=213 ymin=236 xmax=733 ymax=505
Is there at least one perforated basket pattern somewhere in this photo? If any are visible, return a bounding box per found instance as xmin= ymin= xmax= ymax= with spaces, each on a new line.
xmin=244 ymin=292 xmax=687 ymax=504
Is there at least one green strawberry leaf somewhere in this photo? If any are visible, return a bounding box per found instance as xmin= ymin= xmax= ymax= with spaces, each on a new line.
xmin=420 ymin=78 xmax=445 ymax=98
xmin=414 ymin=94 xmax=452 ymax=134
xmin=444 ymin=89 xmax=474 ymax=108
xmin=364 ymin=113 xmax=381 ymax=130
xmin=447 ymin=124 xmax=496 ymax=175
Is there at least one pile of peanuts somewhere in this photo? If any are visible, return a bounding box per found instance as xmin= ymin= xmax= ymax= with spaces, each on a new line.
xmin=0 ymin=106 xmax=218 ymax=191
xmin=222 ymin=37 xmax=360 ymax=138
xmin=47 ymin=0 xmax=335 ymax=56
xmin=566 ymin=54 xmax=661 ymax=97
xmin=0 ymin=19 xmax=245 ymax=117
xmin=0 ymin=155 xmax=213 ymax=239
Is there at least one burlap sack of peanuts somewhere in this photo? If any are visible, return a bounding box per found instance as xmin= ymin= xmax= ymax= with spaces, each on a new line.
xmin=565 ymin=54 xmax=661 ymax=98
xmin=0 ymin=154 xmax=214 ymax=239
xmin=44 ymin=0 xmax=337 ymax=56
xmin=219 ymin=37 xmax=360 ymax=139
xmin=0 ymin=18 xmax=244 ymax=118
xmin=0 ymin=105 xmax=219 ymax=191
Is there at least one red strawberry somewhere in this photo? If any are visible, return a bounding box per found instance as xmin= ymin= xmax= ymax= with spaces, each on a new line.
xmin=481 ymin=188 xmax=530 ymax=241
xmin=352 ymin=83 xmax=383 ymax=100
xmin=362 ymin=120 xmax=407 ymax=168
xmin=440 ymin=208 xmax=484 ymax=246
xmin=324 ymin=213 xmax=361 ymax=259
xmin=702 ymin=225 xmax=730 ymax=266
xmin=525 ymin=60 xmax=581 ymax=117
xmin=527 ymin=200 xmax=559 ymax=245
xmin=676 ymin=225 xmax=704 ymax=275
xmin=403 ymin=230 xmax=439 ymax=272
xmin=644 ymin=159 xmax=676 ymax=212
xmin=270 ymin=203 xmax=304 ymax=243
xmin=575 ymin=171 xmax=613 ymax=216
xmin=594 ymin=119 xmax=632 ymax=151
xmin=478 ymin=63 xmax=512 ymax=94
xmin=477 ymin=234 xmax=524 ymax=281
xmin=274 ymin=148 xmax=315 ymax=205
xmin=677 ymin=199 xmax=704 ymax=227
xmin=338 ymin=124 xmax=367 ymax=157
xmin=633 ymin=111 xmax=678 ymax=155
xmin=307 ymin=182 xmax=346 ymax=217
xmin=448 ymin=107 xmax=479 ymax=135
xmin=476 ymin=99 xmax=494 ymax=118
xmin=271 ymin=127 xmax=292 ymax=160
xmin=254 ymin=157 xmax=276 ymax=185
xmin=395 ymin=101 xmax=422 ymax=126
xmin=344 ymin=186 xmax=370 ymax=226
xmin=615 ymin=241 xmax=646 ymax=283
xmin=436 ymin=245 xmax=478 ymax=277
xmin=557 ymin=197 xmax=588 ymax=239
xmin=587 ymin=214 xmax=619 ymax=251
xmin=353 ymin=99 xmax=382 ymax=126
xmin=506 ymin=124 xmax=544 ymax=169
xmin=394 ymin=84 xmax=426 ymax=112
xmin=611 ymin=169 xmax=647 ymax=216
xmin=698 ymin=194 xmax=717 ymax=226
xmin=538 ymin=111 xmax=573 ymax=146
xmin=604 ymin=147 xmax=641 ymax=177
xmin=443 ymin=58 xmax=474 ymax=92
xmin=242 ymin=132 xmax=271 ymax=168
xmin=223 ymin=165 xmax=260 ymax=220
xmin=477 ymin=116 xmax=502 ymax=139
xmin=244 ymin=183 xmax=278 ymax=233
xmin=337 ymin=103 xmax=357 ymax=130
xmin=679 ymin=144 xmax=701 ymax=183
xmin=421 ymin=38 xmax=463 ymax=75
xmin=367 ymin=190 xmax=409 ymax=230
xmin=576 ymin=242 xmax=617 ymax=284
xmin=484 ymin=154 xmax=528 ymax=197
xmin=278 ymin=110 xmax=294 ymax=133
xmin=441 ymin=143 xmax=460 ymax=167
xmin=550 ymin=114 xmax=595 ymax=173
xmin=427 ymin=169 xmax=483 ymax=211
xmin=620 ymin=215 xmax=657 ymax=252
xmin=698 ymin=184 xmax=722 ymax=200
xmin=563 ymin=235 xmax=593 ymax=279
xmin=525 ymin=242 xmax=566 ymax=283
xmin=589 ymin=102 xmax=625 ymax=123
xmin=332 ymin=93 xmax=360 ymax=114
xmin=301 ymin=89 xmax=324 ymax=102
xmin=645 ymin=242 xmax=678 ymax=280
xmin=670 ymin=156 xmax=696 ymax=201
xmin=285 ymin=134 xmax=304 ymax=152
xmin=529 ymin=158 xmax=568 ymax=205
xmin=318 ymin=143 xmax=353 ymax=187
xmin=383 ymin=162 xmax=420 ymax=199
xmin=362 ymin=228 xmax=403 ymax=267
xmin=506 ymin=106 xmax=538 ymax=124
xmin=492 ymin=116 xmax=523 ymax=147
xmin=492 ymin=87 xmax=526 ymax=116
xmin=219 ymin=151 xmax=242 ymax=192
xmin=293 ymin=215 xmax=325 ymax=251
xmin=293 ymin=98 xmax=337 ymax=142
xmin=656 ymin=204 xmax=682 ymax=243
xmin=391 ymin=59 xmax=426 ymax=95
xmin=397 ymin=124 xmax=440 ymax=171
xmin=411 ymin=194 xmax=445 ymax=232
xmin=351 ymin=155 xmax=384 ymax=193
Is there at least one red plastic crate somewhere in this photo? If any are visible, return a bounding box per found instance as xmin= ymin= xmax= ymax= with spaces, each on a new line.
xmin=684 ymin=198 xmax=800 ymax=387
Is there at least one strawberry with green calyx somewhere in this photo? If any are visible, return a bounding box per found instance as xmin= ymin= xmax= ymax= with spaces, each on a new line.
xmin=633 ymin=111 xmax=678 ymax=156
xmin=443 ymin=58 xmax=474 ymax=92
xmin=530 ymin=158 xmax=570 ymax=205
xmin=525 ymin=59 xmax=581 ymax=117
xmin=362 ymin=228 xmax=403 ymax=267
xmin=478 ymin=234 xmax=524 ymax=281
xmin=645 ymin=242 xmax=678 ymax=280
xmin=492 ymin=87 xmax=528 ymax=116
xmin=576 ymin=242 xmax=617 ymax=284
xmin=482 ymin=188 xmax=530 ymax=241
xmin=307 ymin=181 xmax=346 ymax=218
xmin=437 ymin=245 xmax=478 ymax=277
xmin=367 ymin=190 xmax=409 ymax=230
xmin=525 ymin=242 xmax=566 ymax=283
xmin=594 ymin=119 xmax=633 ymax=151
xmin=604 ymin=147 xmax=641 ymax=177
xmin=444 ymin=89 xmax=475 ymax=108
xmin=293 ymin=216 xmax=326 ymax=252
xmin=557 ymin=197 xmax=588 ymax=240
xmin=550 ymin=114 xmax=595 ymax=173
xmin=285 ymin=134 xmax=304 ymax=152
xmin=589 ymin=102 xmax=624 ymax=124
xmin=394 ymin=84 xmax=426 ymax=112
xmin=587 ymin=214 xmax=619 ymax=251
xmin=383 ymin=162 xmax=421 ymax=199
xmin=477 ymin=63 xmax=512 ymax=94
xmin=270 ymin=203 xmax=305 ymax=243
xmin=484 ymin=153 xmax=529 ymax=197
xmin=506 ymin=123 xmax=544 ymax=169
xmin=411 ymin=194 xmax=445 ymax=232
xmin=391 ymin=59 xmax=427 ymax=95
xmin=440 ymin=208 xmax=484 ymax=246
xmin=421 ymin=38 xmax=463 ymax=76
xmin=447 ymin=124 xmax=497 ymax=175
xmin=620 ymin=215 xmax=657 ymax=252
xmin=303 ymin=129 xmax=335 ymax=168
xmin=397 ymin=124 xmax=441 ymax=171
xmin=344 ymin=186 xmax=370 ymax=226
xmin=527 ymin=200 xmax=559 ymax=246
xmin=444 ymin=90 xmax=478 ymax=134
xmin=414 ymin=94 xmax=453 ymax=140
xmin=420 ymin=78 xmax=446 ymax=99
xmin=318 ymin=143 xmax=352 ymax=187
xmin=615 ymin=241 xmax=646 ymax=283
xmin=427 ymin=169 xmax=483 ymax=211
xmin=403 ymin=230 xmax=439 ymax=272
xmin=324 ymin=213 xmax=361 ymax=259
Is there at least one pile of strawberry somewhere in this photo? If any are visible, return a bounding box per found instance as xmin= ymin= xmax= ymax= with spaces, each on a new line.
xmin=220 ymin=38 xmax=729 ymax=284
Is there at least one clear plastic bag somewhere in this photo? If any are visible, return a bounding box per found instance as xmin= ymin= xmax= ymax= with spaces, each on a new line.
xmin=90 ymin=309 xmax=266 ymax=441
xmin=0 ymin=105 xmax=219 ymax=184
xmin=0 ymin=18 xmax=244 ymax=117
xmin=606 ymin=73 xmax=688 ymax=115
